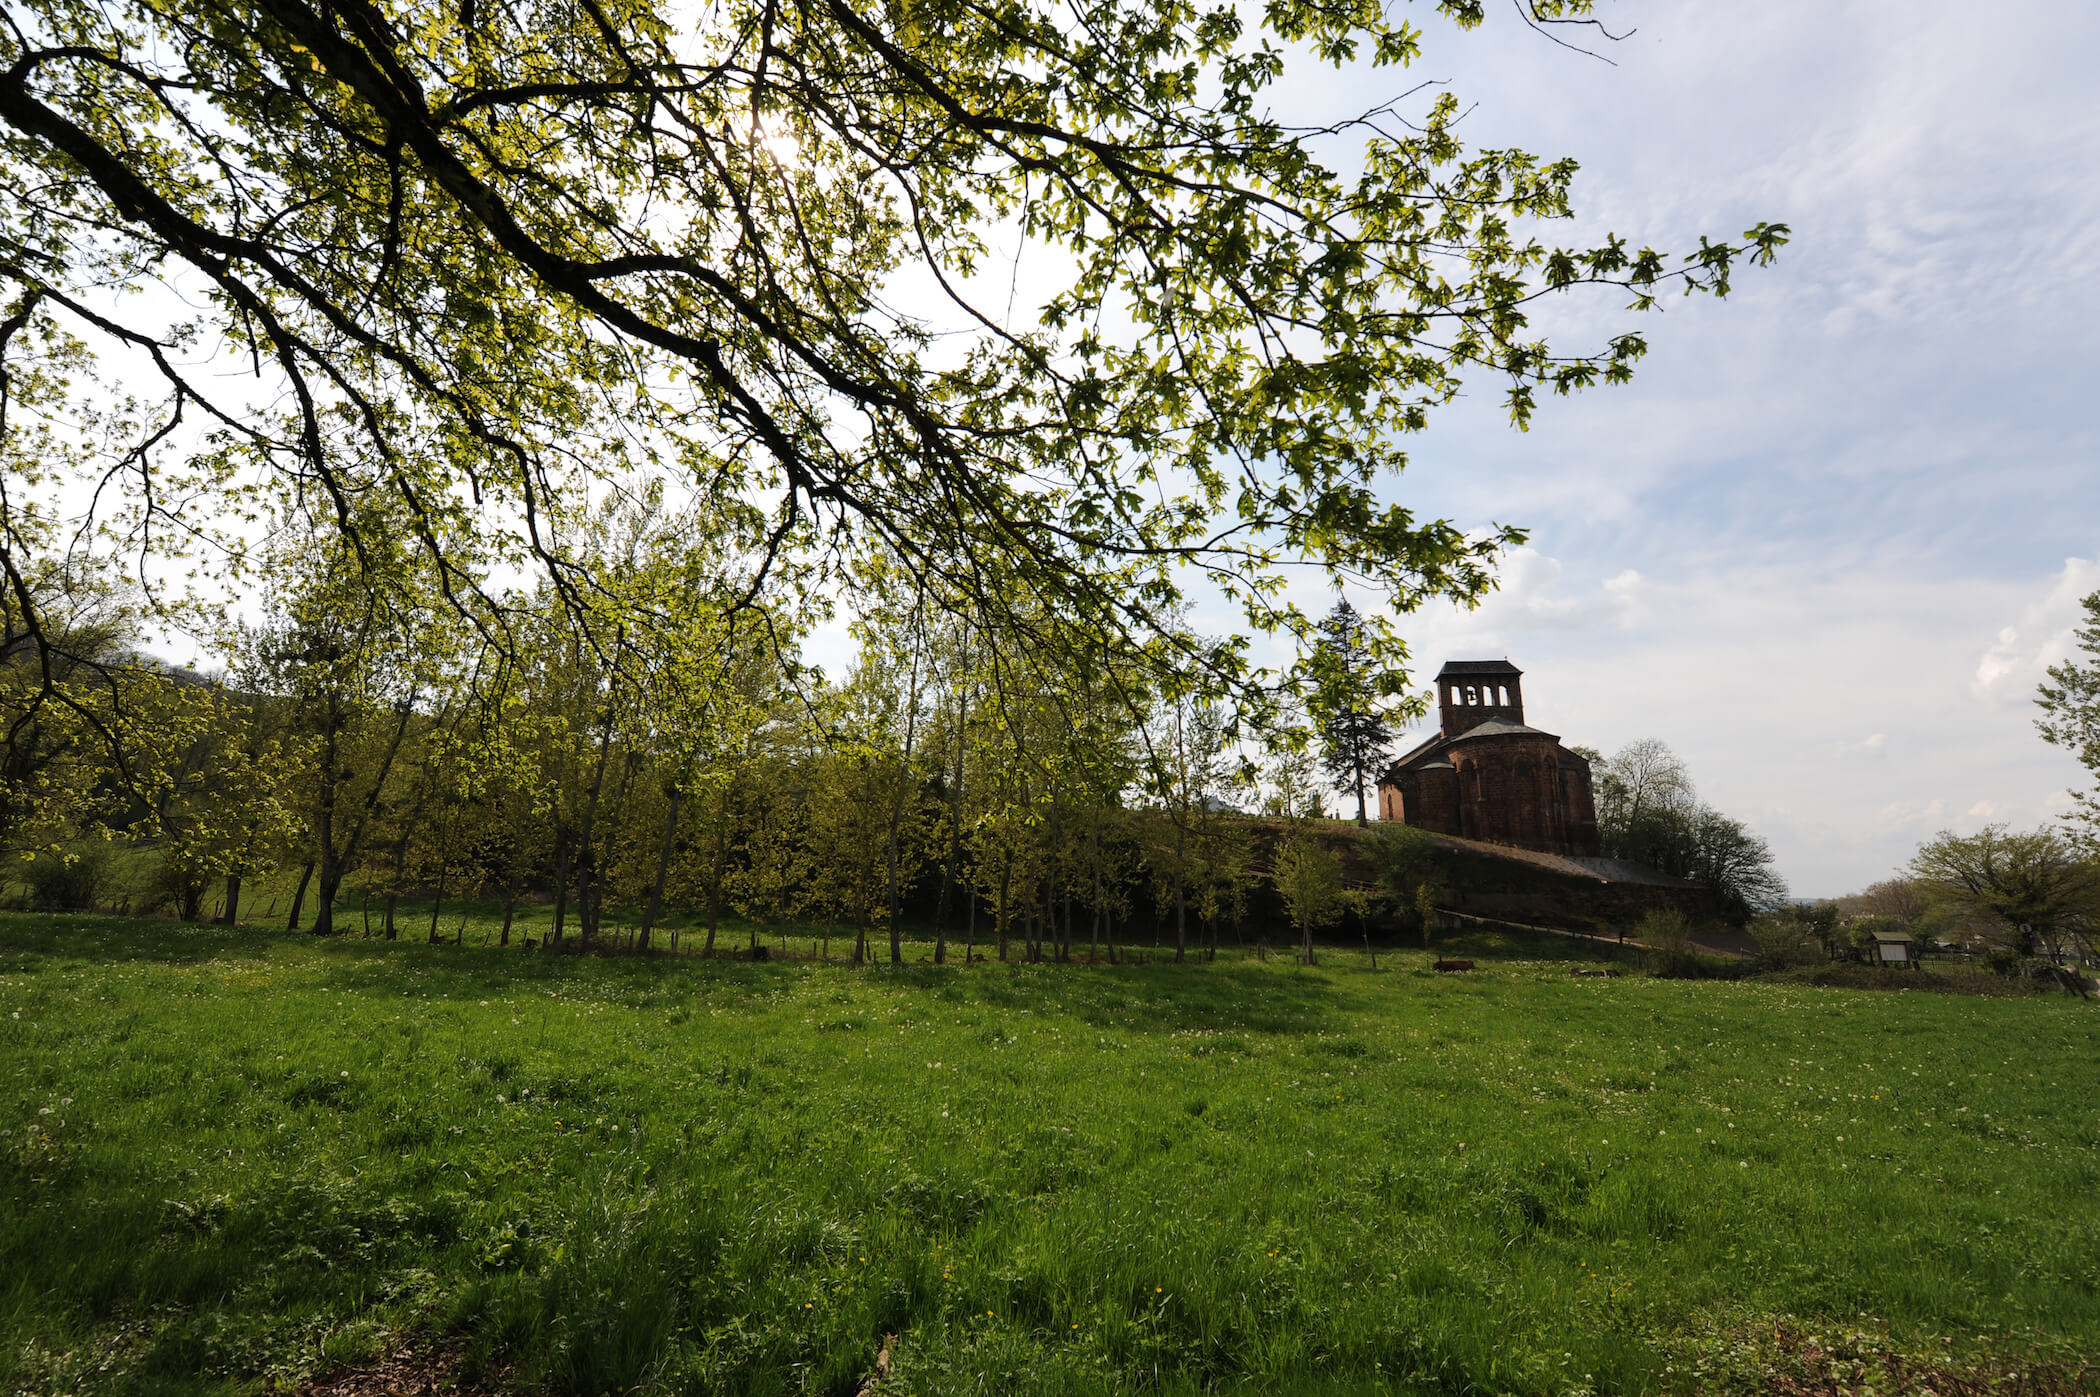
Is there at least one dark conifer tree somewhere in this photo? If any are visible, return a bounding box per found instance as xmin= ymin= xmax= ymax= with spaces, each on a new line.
xmin=1311 ymin=599 xmax=1394 ymax=827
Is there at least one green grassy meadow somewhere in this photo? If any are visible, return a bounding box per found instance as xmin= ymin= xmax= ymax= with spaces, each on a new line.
xmin=2 ymin=912 xmax=2096 ymax=1396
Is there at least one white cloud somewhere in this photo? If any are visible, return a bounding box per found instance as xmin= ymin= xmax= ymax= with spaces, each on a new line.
xmin=1838 ymin=733 xmax=1888 ymax=760
xmin=1603 ymin=570 xmax=1647 ymax=630
xmin=1420 ymin=550 xmax=1659 ymax=644
xmin=1485 ymin=548 xmax=1577 ymax=627
xmin=1972 ymin=557 xmax=2100 ymax=705
xmin=1875 ymin=799 xmax=1945 ymax=830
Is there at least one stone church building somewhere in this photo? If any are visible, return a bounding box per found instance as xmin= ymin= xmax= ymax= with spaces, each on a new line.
xmin=1376 ymin=660 xmax=1601 ymax=857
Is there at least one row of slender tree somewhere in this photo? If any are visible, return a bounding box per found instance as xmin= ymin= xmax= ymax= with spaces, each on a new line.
xmin=2 ymin=501 xmax=1374 ymax=962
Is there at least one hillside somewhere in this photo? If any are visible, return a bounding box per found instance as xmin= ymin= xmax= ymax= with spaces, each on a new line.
xmin=1269 ymin=819 xmax=1728 ymax=939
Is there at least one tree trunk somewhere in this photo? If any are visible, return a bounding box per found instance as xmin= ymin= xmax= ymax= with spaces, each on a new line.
xmin=426 ymin=862 xmax=447 ymax=943
xmin=313 ymin=693 xmax=418 ymax=938
xmin=313 ymin=857 xmax=345 ymax=937
xmin=704 ymin=787 xmax=731 ymax=956
xmin=883 ymin=598 xmax=930 ymax=967
xmin=1173 ymin=820 xmax=1188 ymax=964
xmin=381 ymin=783 xmax=419 ymax=940
xmin=219 ymin=874 xmax=242 ymax=926
xmin=567 ymin=713 xmax=617 ymax=945
xmin=306 ymin=695 xmax=341 ymax=936
xmin=934 ymin=681 xmax=968 ymax=967
xmin=996 ymin=857 xmax=1011 ymax=962
xmin=549 ymin=829 xmax=573 ymax=946
xmin=585 ymin=752 xmax=638 ymax=943
xmin=638 ymin=784 xmax=681 ymax=952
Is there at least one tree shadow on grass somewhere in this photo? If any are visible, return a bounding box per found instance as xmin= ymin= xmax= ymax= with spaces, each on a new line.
xmin=0 ymin=910 xmax=268 ymax=968
xmin=0 ymin=910 xmax=1361 ymax=1036
xmin=914 ymin=958 xmax=1358 ymax=1036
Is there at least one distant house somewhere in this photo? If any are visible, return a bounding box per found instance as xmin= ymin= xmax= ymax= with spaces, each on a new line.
xmin=1376 ymin=660 xmax=1601 ymax=857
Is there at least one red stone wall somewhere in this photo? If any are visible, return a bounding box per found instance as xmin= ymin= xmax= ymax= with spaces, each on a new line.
xmin=1445 ymin=734 xmax=1591 ymax=855
xmin=1384 ymin=764 xmax=1460 ymax=836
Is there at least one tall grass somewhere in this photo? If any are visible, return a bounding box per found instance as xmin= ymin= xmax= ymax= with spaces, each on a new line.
xmin=1 ymin=912 xmax=2093 ymax=1394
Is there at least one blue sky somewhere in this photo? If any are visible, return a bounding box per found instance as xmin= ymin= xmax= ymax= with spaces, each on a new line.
xmin=1327 ymin=1 xmax=2100 ymax=895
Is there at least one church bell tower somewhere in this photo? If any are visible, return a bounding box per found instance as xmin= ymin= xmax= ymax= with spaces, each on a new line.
xmin=1437 ymin=659 xmax=1524 ymax=738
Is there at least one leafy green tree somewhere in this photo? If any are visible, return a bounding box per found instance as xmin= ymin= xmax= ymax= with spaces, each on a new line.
xmin=1272 ymin=832 xmax=1344 ymax=966
xmin=2037 ymin=591 xmax=2100 ymax=848
xmin=0 ymin=551 xmax=146 ymax=858
xmin=1263 ymin=738 xmax=1326 ymax=821
xmin=0 ymin=0 xmax=1781 ymax=736
xmin=1141 ymin=695 xmax=1232 ymax=963
xmin=239 ymin=527 xmax=449 ymax=936
xmin=1187 ymin=797 xmax=1258 ymax=960
xmin=731 ymin=769 xmax=813 ymax=957
xmin=1909 ymin=825 xmax=2098 ymax=962
xmin=135 ymin=682 xmax=294 ymax=924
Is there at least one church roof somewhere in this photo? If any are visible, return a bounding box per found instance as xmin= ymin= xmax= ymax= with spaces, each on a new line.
xmin=1389 ymin=731 xmax=1445 ymax=767
xmin=1437 ymin=659 xmax=1522 ymax=679
xmin=1445 ymin=716 xmax=1558 ymax=742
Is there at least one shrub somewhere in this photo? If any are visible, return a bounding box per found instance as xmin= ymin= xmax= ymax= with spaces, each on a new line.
xmin=1637 ymin=908 xmax=1704 ymax=978
xmin=1748 ymin=910 xmax=1821 ymax=968
xmin=149 ymin=852 xmax=214 ymax=922
xmin=1983 ymin=947 xmax=2023 ymax=978
xmin=22 ymin=846 xmax=110 ymax=912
